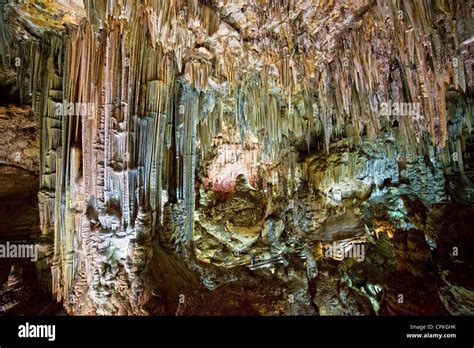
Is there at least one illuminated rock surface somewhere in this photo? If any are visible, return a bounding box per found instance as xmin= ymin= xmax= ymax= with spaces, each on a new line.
xmin=0 ymin=0 xmax=473 ymax=315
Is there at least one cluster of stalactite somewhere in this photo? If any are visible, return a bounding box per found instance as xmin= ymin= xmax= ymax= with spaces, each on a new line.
xmin=77 ymin=0 xmax=474 ymax=154
xmin=0 ymin=0 xmax=472 ymax=312
xmin=25 ymin=22 xmax=195 ymax=307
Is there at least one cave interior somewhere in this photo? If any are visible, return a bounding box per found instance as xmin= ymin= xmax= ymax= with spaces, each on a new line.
xmin=0 ymin=0 xmax=473 ymax=316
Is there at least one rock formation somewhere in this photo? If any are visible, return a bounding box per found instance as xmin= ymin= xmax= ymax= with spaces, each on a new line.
xmin=0 ymin=0 xmax=473 ymax=315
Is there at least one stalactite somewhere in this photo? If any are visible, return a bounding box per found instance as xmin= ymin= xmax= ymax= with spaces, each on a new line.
xmin=180 ymin=85 xmax=198 ymax=243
